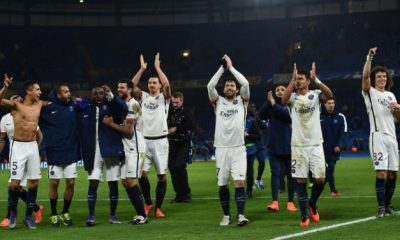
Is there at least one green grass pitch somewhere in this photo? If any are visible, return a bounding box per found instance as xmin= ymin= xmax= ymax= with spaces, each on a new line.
xmin=0 ymin=156 xmax=399 ymax=240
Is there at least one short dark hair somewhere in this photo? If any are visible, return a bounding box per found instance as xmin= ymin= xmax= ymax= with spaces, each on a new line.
xmin=172 ymin=91 xmax=184 ymax=102
xmin=221 ymin=72 xmax=239 ymax=88
xmin=55 ymin=83 xmax=69 ymax=94
xmin=296 ymin=70 xmax=310 ymax=80
xmin=148 ymin=71 xmax=162 ymax=85
xmin=323 ymin=96 xmax=335 ymax=104
xmin=23 ymin=81 xmax=39 ymax=96
xmin=370 ymin=65 xmax=393 ymax=90
xmin=118 ymin=79 xmax=133 ymax=89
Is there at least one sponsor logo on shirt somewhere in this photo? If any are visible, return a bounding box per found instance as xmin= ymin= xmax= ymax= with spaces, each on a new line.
xmin=143 ymin=102 xmax=159 ymax=110
xmin=294 ymin=105 xmax=315 ymax=114
xmin=219 ymin=109 xmax=239 ymax=119
xmin=377 ymin=98 xmax=391 ymax=109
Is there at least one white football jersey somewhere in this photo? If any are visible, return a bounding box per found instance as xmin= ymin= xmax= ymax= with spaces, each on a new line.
xmin=141 ymin=91 xmax=170 ymax=137
xmin=288 ymin=89 xmax=323 ymax=146
xmin=362 ymin=87 xmax=396 ymax=138
xmin=213 ymin=96 xmax=247 ymax=148
xmin=0 ymin=113 xmax=14 ymax=142
xmin=122 ymin=98 xmax=145 ymax=152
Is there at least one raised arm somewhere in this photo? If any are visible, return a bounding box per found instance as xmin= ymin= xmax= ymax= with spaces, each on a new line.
xmin=207 ymin=66 xmax=224 ymax=103
xmin=131 ymin=54 xmax=147 ymax=95
xmin=362 ymin=47 xmax=377 ymax=92
xmin=310 ymin=62 xmax=333 ymax=100
xmin=282 ymin=64 xmax=296 ymax=105
xmin=225 ymin=55 xmax=250 ymax=101
xmin=0 ymin=74 xmax=16 ymax=109
xmin=154 ymin=53 xmax=171 ymax=99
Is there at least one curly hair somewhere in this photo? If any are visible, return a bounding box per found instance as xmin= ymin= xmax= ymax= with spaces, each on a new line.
xmin=370 ymin=65 xmax=393 ymax=90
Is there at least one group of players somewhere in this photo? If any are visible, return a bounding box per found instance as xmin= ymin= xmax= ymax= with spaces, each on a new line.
xmin=0 ymin=47 xmax=398 ymax=230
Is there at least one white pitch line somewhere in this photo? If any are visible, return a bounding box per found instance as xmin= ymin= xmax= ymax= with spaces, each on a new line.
xmin=270 ymin=216 xmax=377 ymax=240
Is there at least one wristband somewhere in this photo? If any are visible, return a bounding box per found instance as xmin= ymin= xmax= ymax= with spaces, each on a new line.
xmin=366 ymin=54 xmax=373 ymax=62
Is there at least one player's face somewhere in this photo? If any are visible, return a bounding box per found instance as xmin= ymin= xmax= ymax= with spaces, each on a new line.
xmin=57 ymin=86 xmax=71 ymax=103
xmin=324 ymin=99 xmax=335 ymax=113
xmin=91 ymin=88 xmax=105 ymax=105
xmin=171 ymin=97 xmax=183 ymax=109
xmin=275 ymin=85 xmax=286 ymax=98
xmin=133 ymin=86 xmax=142 ymax=99
xmin=295 ymin=74 xmax=310 ymax=91
xmin=374 ymin=71 xmax=387 ymax=90
xmin=148 ymin=77 xmax=162 ymax=95
xmin=117 ymin=83 xmax=131 ymax=99
xmin=223 ymin=80 xmax=237 ymax=100
xmin=27 ymin=84 xmax=42 ymax=102
xmin=248 ymin=103 xmax=256 ymax=115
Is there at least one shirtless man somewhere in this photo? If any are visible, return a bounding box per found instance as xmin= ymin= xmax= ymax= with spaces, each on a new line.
xmin=0 ymin=77 xmax=48 ymax=229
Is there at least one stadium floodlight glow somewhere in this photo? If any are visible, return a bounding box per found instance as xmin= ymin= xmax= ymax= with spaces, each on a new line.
xmin=79 ymin=0 xmax=84 ymax=3
xmin=182 ymin=50 xmax=191 ymax=58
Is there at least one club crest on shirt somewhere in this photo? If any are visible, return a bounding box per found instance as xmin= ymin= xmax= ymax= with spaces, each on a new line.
xmin=69 ymin=106 xmax=74 ymax=112
xmin=388 ymin=96 xmax=393 ymax=101
xmin=308 ymin=95 xmax=314 ymax=100
xmin=12 ymin=171 xmax=17 ymax=175
xmin=233 ymin=99 xmax=238 ymax=105
xmin=102 ymin=105 xmax=108 ymax=111
xmin=333 ymin=119 xmax=338 ymax=124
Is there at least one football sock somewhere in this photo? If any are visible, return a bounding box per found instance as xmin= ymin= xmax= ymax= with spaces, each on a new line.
xmin=297 ymin=182 xmax=308 ymax=219
xmin=50 ymin=198 xmax=58 ymax=216
xmin=87 ymin=185 xmax=97 ymax=216
xmin=375 ymin=178 xmax=385 ymax=207
xmin=139 ymin=177 xmax=152 ymax=205
xmin=109 ymin=181 xmax=118 ymax=216
xmin=62 ymin=199 xmax=72 ymax=214
xmin=26 ymin=187 xmax=38 ymax=217
xmin=309 ymin=181 xmax=325 ymax=209
xmin=155 ymin=180 xmax=167 ymax=209
xmin=10 ymin=188 xmax=19 ymax=214
xmin=219 ymin=188 xmax=230 ymax=216
xmin=235 ymin=187 xmax=246 ymax=215
xmin=19 ymin=188 xmax=28 ymax=202
xmin=385 ymin=175 xmax=396 ymax=207
xmin=126 ymin=185 xmax=146 ymax=217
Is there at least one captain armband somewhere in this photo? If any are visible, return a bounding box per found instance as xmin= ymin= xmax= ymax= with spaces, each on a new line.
xmin=366 ymin=54 xmax=373 ymax=62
